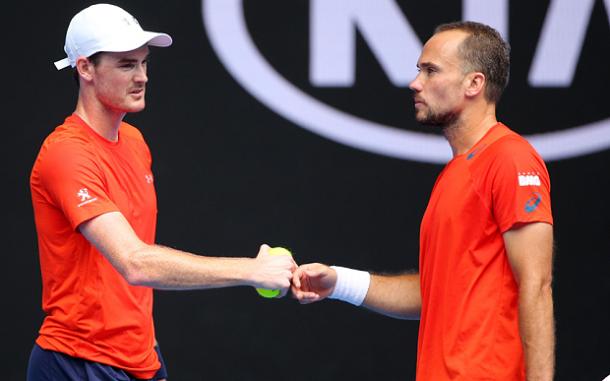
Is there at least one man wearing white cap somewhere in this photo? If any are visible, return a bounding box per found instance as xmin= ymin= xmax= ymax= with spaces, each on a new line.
xmin=28 ymin=4 xmax=297 ymax=380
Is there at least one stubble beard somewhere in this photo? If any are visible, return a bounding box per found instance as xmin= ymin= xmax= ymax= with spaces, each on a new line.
xmin=415 ymin=108 xmax=459 ymax=129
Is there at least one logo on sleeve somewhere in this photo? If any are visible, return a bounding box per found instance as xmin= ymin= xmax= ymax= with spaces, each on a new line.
xmin=525 ymin=192 xmax=542 ymax=213
xmin=518 ymin=172 xmax=541 ymax=186
xmin=144 ymin=174 xmax=154 ymax=184
xmin=77 ymin=188 xmax=98 ymax=208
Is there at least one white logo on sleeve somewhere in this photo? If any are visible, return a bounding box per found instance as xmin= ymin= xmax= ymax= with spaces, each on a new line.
xmin=76 ymin=188 xmax=98 ymax=207
xmin=144 ymin=174 xmax=154 ymax=184
xmin=518 ymin=172 xmax=541 ymax=186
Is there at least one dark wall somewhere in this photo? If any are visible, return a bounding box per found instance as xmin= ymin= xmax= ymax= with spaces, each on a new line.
xmin=4 ymin=1 xmax=609 ymax=380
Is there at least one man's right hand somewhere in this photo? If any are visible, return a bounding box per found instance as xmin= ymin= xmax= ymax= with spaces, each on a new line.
xmin=250 ymin=244 xmax=297 ymax=297
xmin=291 ymin=263 xmax=337 ymax=304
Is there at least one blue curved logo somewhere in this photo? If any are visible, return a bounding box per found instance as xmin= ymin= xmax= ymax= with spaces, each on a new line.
xmin=525 ymin=192 xmax=542 ymax=213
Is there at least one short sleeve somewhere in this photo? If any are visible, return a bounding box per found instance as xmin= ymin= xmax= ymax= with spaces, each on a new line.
xmin=490 ymin=138 xmax=553 ymax=233
xmin=36 ymin=138 xmax=119 ymax=230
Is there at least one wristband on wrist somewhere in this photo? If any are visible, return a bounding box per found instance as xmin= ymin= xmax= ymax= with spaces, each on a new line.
xmin=329 ymin=266 xmax=371 ymax=306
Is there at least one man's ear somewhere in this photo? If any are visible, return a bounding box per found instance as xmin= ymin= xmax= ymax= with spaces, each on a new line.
xmin=464 ymin=72 xmax=485 ymax=98
xmin=75 ymin=57 xmax=95 ymax=83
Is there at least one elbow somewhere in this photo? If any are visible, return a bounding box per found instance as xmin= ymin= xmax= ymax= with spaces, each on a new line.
xmin=123 ymin=269 xmax=146 ymax=287
xmin=121 ymin=246 xmax=154 ymax=286
xmin=519 ymin=274 xmax=553 ymax=298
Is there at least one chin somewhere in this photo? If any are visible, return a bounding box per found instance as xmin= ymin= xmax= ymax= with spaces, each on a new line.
xmin=414 ymin=113 xmax=432 ymax=126
xmin=124 ymin=102 xmax=146 ymax=113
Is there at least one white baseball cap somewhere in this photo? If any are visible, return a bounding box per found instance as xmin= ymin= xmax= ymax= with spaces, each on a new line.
xmin=54 ymin=3 xmax=173 ymax=70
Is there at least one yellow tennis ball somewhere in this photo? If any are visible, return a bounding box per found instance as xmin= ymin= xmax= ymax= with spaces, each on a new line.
xmin=256 ymin=247 xmax=292 ymax=298
xmin=268 ymin=246 xmax=292 ymax=257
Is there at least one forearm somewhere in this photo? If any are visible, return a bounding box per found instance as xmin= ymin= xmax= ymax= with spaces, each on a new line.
xmin=519 ymin=283 xmax=555 ymax=381
xmin=79 ymin=212 xmax=294 ymax=291
xmin=126 ymin=244 xmax=257 ymax=289
xmin=362 ymin=273 xmax=421 ymax=320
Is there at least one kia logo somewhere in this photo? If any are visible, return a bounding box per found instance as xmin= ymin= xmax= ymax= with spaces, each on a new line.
xmin=202 ymin=0 xmax=610 ymax=164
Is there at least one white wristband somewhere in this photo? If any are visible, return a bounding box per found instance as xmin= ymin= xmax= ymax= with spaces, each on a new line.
xmin=329 ymin=266 xmax=371 ymax=306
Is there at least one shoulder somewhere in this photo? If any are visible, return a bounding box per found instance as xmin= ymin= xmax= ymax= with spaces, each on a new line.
xmin=33 ymin=122 xmax=101 ymax=182
xmin=478 ymin=127 xmax=550 ymax=195
xmin=37 ymin=121 xmax=96 ymax=163
xmin=481 ymin=125 xmax=545 ymax=168
xmin=119 ymin=121 xmax=146 ymax=142
xmin=119 ymin=121 xmax=152 ymax=163
xmin=494 ymin=133 xmax=537 ymax=157
xmin=467 ymin=124 xmax=550 ymax=191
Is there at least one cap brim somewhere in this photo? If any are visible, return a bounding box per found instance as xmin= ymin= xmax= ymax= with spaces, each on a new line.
xmin=145 ymin=31 xmax=172 ymax=47
xmin=97 ymin=31 xmax=173 ymax=53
